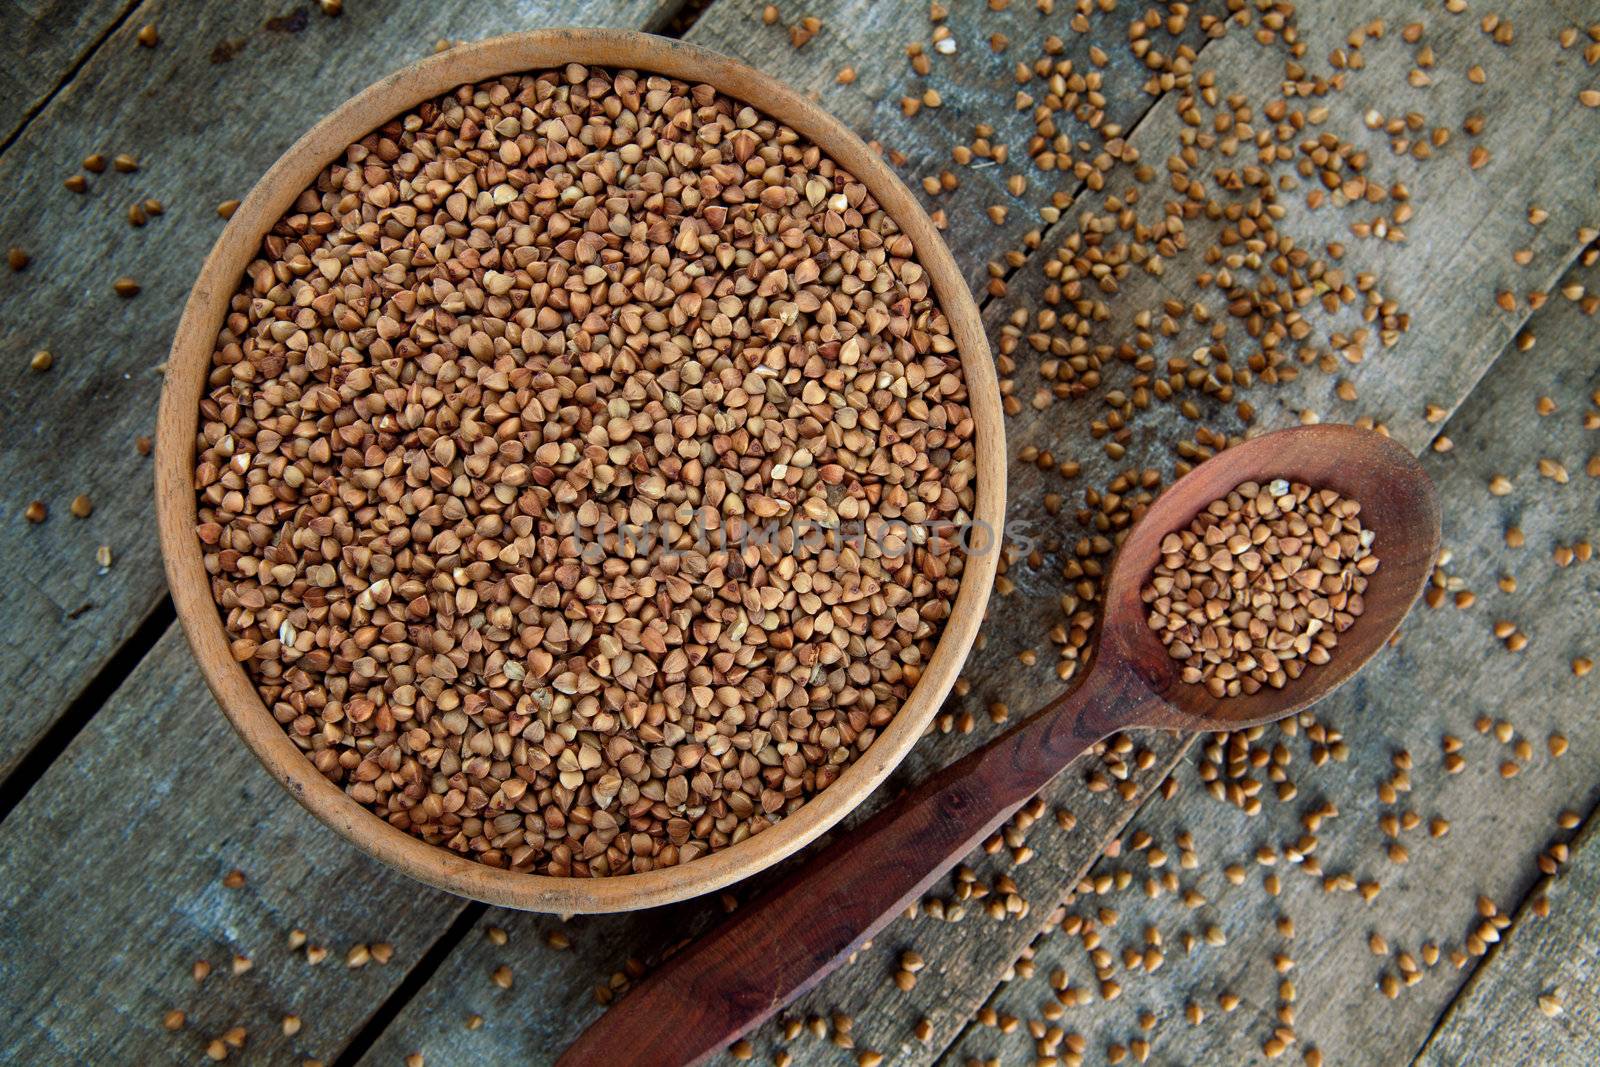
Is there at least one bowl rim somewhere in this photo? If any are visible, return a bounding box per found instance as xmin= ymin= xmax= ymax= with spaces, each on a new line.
xmin=155 ymin=27 xmax=1005 ymax=913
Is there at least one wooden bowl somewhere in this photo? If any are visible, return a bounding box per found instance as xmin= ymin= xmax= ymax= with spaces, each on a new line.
xmin=155 ymin=29 xmax=1005 ymax=913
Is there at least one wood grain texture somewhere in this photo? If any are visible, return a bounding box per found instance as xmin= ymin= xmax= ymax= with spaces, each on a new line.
xmin=353 ymin=1 xmax=1600 ymax=1063
xmin=975 ymin=0 xmax=1600 ymax=446
xmin=726 ymin=0 xmax=1600 ymax=1057
xmin=0 ymin=628 xmax=469 ymax=1066
xmin=0 ymin=0 xmax=135 ymax=146
xmin=0 ymin=0 xmax=679 ymax=785
xmin=1416 ymin=815 xmax=1600 ymax=1066
xmin=766 ymin=0 xmax=1600 ymax=1057
xmin=943 ymin=244 xmax=1600 ymax=1067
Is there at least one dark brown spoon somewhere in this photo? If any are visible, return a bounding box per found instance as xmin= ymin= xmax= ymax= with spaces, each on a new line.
xmin=557 ymin=424 xmax=1440 ymax=1067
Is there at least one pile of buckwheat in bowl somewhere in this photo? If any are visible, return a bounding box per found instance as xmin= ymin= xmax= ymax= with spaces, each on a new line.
xmin=1141 ymin=479 xmax=1378 ymax=699
xmin=192 ymin=64 xmax=977 ymax=878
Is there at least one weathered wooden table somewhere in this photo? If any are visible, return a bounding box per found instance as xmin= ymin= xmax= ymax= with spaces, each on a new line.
xmin=2 ymin=1 xmax=1596 ymax=1064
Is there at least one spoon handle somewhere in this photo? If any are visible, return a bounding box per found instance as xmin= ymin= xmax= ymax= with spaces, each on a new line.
xmin=557 ymin=671 xmax=1142 ymax=1067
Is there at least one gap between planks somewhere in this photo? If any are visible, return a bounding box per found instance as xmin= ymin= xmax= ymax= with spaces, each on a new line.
xmin=969 ymin=32 xmax=1225 ymax=320
xmin=1390 ymin=242 xmax=1600 ymax=1049
xmin=0 ymin=0 xmax=146 ymax=160
xmin=655 ymin=0 xmax=719 ymax=38
xmin=926 ymin=736 xmax=1203 ymax=1061
xmin=0 ymin=592 xmax=172 ymax=826
xmin=331 ymin=902 xmax=490 ymax=1067
xmin=1408 ymin=790 xmax=1600 ymax=1065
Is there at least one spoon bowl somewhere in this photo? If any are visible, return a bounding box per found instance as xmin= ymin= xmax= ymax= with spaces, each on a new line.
xmin=1098 ymin=423 xmax=1442 ymax=733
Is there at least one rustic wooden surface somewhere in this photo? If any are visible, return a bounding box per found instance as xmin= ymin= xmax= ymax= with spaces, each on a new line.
xmin=0 ymin=0 xmax=134 ymax=146
xmin=944 ymin=243 xmax=1600 ymax=1067
xmin=688 ymin=0 xmax=1224 ymax=294
xmin=1 ymin=0 xmax=1597 ymax=1064
xmin=0 ymin=629 xmax=468 ymax=1065
xmin=368 ymin=1 xmax=1599 ymax=1063
xmin=1417 ymin=816 xmax=1600 ymax=1065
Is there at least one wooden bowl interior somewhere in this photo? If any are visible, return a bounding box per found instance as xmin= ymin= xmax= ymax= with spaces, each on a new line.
xmin=155 ymin=29 xmax=1005 ymax=913
xmin=1097 ymin=425 xmax=1441 ymax=731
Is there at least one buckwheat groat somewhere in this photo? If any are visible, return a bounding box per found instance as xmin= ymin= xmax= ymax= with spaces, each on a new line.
xmin=194 ymin=65 xmax=976 ymax=877
xmin=1142 ymin=479 xmax=1377 ymax=698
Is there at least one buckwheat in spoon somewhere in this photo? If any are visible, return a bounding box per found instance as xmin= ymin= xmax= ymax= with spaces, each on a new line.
xmin=558 ymin=423 xmax=1440 ymax=1066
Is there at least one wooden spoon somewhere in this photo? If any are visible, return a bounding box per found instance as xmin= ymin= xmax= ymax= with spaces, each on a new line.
xmin=556 ymin=424 xmax=1440 ymax=1067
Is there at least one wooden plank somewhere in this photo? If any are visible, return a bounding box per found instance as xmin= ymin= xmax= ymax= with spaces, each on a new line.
xmin=941 ymin=241 xmax=1600 ymax=1066
xmin=355 ymin=2 xmax=1600 ymax=1065
xmin=361 ymin=892 xmax=733 ymax=1065
xmin=0 ymin=628 xmax=470 ymax=1065
xmin=0 ymin=0 xmax=135 ymax=147
xmin=1415 ymin=814 xmax=1600 ymax=1066
xmin=0 ymin=0 xmax=681 ymax=784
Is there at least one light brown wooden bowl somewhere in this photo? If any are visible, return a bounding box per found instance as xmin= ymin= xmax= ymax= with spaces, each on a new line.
xmin=155 ymin=29 xmax=1005 ymax=913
